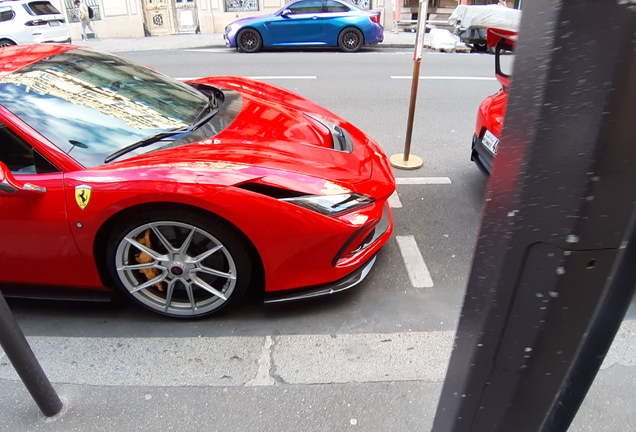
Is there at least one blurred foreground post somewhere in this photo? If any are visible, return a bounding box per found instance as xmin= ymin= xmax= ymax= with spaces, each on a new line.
xmin=0 ymin=290 xmax=63 ymax=417
xmin=432 ymin=1 xmax=636 ymax=431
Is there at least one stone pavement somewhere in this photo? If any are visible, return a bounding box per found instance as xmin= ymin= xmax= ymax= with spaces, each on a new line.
xmin=76 ymin=30 xmax=417 ymax=53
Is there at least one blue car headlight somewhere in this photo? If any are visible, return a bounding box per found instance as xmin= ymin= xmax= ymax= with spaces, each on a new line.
xmin=225 ymin=23 xmax=239 ymax=34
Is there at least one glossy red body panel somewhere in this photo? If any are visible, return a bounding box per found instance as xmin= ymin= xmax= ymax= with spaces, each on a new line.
xmin=0 ymin=44 xmax=76 ymax=79
xmin=476 ymin=88 xmax=507 ymax=139
xmin=0 ymin=44 xmax=396 ymax=297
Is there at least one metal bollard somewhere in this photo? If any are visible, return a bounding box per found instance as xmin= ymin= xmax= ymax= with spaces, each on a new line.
xmin=0 ymin=290 xmax=63 ymax=417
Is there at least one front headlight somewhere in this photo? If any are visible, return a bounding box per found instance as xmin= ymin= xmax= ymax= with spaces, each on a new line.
xmin=282 ymin=193 xmax=375 ymax=216
xmin=225 ymin=23 xmax=238 ymax=33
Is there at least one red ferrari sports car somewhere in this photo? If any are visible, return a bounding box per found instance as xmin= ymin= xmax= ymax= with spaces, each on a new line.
xmin=471 ymin=28 xmax=516 ymax=175
xmin=0 ymin=44 xmax=395 ymax=318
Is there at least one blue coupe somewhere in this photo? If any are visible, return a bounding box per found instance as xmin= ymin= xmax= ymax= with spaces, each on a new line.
xmin=224 ymin=0 xmax=384 ymax=53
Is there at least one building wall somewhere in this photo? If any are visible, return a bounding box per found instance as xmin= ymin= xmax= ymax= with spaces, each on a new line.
xmin=52 ymin=0 xmax=494 ymax=39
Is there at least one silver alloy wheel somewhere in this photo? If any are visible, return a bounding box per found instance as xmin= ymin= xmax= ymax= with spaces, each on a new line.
xmin=114 ymin=221 xmax=238 ymax=317
xmin=0 ymin=39 xmax=16 ymax=48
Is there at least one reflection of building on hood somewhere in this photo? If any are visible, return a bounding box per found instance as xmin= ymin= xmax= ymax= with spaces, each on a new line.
xmin=3 ymin=70 xmax=187 ymax=131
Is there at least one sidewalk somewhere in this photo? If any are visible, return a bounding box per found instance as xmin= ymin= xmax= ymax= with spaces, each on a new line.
xmin=77 ymin=30 xmax=417 ymax=53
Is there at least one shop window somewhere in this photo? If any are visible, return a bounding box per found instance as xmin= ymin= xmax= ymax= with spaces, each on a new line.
xmin=347 ymin=0 xmax=371 ymax=9
xmin=225 ymin=0 xmax=258 ymax=12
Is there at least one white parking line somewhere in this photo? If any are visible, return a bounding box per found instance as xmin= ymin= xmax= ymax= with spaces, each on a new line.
xmin=396 ymin=177 xmax=452 ymax=185
xmin=248 ymin=76 xmax=317 ymax=80
xmin=389 ymin=190 xmax=402 ymax=208
xmin=396 ymin=235 xmax=434 ymax=288
xmin=183 ymin=48 xmax=230 ymax=53
xmin=391 ymin=76 xmax=496 ymax=81
xmin=389 ymin=178 xmax=451 ymax=208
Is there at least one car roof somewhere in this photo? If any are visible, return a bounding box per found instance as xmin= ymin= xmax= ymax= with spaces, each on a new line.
xmin=0 ymin=43 xmax=77 ymax=79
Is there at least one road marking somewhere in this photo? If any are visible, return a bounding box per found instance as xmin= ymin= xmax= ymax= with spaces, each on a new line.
xmin=396 ymin=177 xmax=452 ymax=185
xmin=389 ymin=178 xmax=451 ymax=208
xmin=391 ymin=76 xmax=497 ymax=81
xmin=184 ymin=48 xmax=230 ymax=53
xmin=176 ymin=76 xmax=317 ymax=81
xmin=389 ymin=191 xmax=402 ymax=208
xmin=248 ymin=76 xmax=317 ymax=80
xmin=396 ymin=235 xmax=434 ymax=288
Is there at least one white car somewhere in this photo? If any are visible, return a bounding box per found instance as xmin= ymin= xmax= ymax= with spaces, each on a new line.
xmin=0 ymin=0 xmax=71 ymax=47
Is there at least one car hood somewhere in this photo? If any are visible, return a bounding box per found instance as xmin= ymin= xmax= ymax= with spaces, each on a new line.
xmin=102 ymin=76 xmax=378 ymax=189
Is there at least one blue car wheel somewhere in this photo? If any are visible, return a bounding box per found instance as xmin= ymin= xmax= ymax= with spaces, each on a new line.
xmin=237 ymin=28 xmax=263 ymax=53
xmin=338 ymin=27 xmax=363 ymax=52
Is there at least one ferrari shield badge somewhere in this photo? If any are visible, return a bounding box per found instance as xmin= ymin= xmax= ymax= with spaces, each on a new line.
xmin=75 ymin=185 xmax=92 ymax=210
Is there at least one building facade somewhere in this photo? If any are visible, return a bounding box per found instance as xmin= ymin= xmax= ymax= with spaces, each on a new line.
xmin=49 ymin=0 xmax=509 ymax=41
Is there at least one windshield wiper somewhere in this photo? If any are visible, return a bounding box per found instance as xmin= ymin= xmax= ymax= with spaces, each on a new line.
xmin=191 ymin=96 xmax=219 ymax=130
xmin=104 ymin=127 xmax=188 ymax=163
xmin=104 ymin=101 xmax=219 ymax=164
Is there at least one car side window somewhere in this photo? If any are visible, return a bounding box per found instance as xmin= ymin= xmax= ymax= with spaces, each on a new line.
xmin=288 ymin=0 xmax=323 ymax=14
xmin=323 ymin=0 xmax=349 ymax=12
xmin=0 ymin=122 xmax=59 ymax=175
xmin=0 ymin=6 xmax=15 ymax=22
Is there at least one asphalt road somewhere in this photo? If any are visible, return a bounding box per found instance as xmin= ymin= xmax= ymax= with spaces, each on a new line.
xmin=2 ymin=48 xmax=635 ymax=431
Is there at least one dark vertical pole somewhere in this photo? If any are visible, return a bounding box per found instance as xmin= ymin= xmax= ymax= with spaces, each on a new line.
xmin=0 ymin=290 xmax=63 ymax=417
xmin=432 ymin=1 xmax=636 ymax=431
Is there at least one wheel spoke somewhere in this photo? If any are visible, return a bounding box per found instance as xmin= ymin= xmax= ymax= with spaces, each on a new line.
xmin=150 ymin=223 xmax=177 ymax=253
xmin=118 ymin=262 xmax=165 ymax=272
xmin=187 ymin=245 xmax=223 ymax=264
xmin=125 ymin=237 xmax=167 ymax=261
xmin=193 ymin=266 xmax=235 ymax=280
xmin=178 ymin=227 xmax=196 ymax=255
xmin=163 ymin=279 xmax=177 ymax=313
xmin=193 ymin=276 xmax=228 ymax=301
xmin=129 ymin=273 xmax=167 ymax=293
xmin=184 ymin=281 xmax=198 ymax=314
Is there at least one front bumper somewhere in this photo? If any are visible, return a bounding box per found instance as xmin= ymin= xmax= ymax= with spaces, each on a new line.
xmin=264 ymin=254 xmax=377 ymax=304
xmin=471 ymin=133 xmax=493 ymax=176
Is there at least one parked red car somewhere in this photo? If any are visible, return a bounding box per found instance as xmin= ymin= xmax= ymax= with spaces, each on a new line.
xmin=471 ymin=28 xmax=516 ymax=175
xmin=0 ymin=44 xmax=395 ymax=318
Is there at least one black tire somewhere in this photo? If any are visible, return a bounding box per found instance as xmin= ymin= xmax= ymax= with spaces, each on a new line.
xmin=236 ymin=28 xmax=263 ymax=53
xmin=338 ymin=27 xmax=364 ymax=52
xmin=0 ymin=39 xmax=16 ymax=48
xmin=105 ymin=209 xmax=252 ymax=318
xmin=474 ymin=42 xmax=488 ymax=52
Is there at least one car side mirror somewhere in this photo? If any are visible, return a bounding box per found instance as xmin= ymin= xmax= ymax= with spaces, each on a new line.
xmin=0 ymin=162 xmax=46 ymax=198
xmin=281 ymin=9 xmax=291 ymax=17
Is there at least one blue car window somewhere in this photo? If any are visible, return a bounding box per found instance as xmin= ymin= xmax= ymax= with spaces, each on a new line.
xmin=323 ymin=0 xmax=349 ymax=12
xmin=288 ymin=0 xmax=323 ymax=14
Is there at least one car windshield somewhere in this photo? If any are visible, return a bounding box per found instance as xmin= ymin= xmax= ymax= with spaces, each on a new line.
xmin=0 ymin=48 xmax=209 ymax=167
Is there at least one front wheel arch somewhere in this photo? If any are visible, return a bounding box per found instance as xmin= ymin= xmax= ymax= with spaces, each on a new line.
xmin=0 ymin=38 xmax=17 ymax=48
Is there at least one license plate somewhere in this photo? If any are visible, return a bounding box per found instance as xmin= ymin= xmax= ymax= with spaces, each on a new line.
xmin=482 ymin=130 xmax=499 ymax=155
xmin=49 ymin=20 xmax=60 ymax=26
